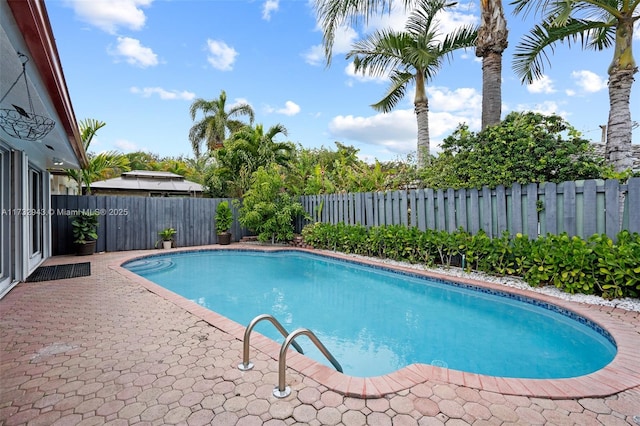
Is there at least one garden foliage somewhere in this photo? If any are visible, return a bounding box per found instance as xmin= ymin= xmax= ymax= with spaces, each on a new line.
xmin=301 ymin=222 xmax=640 ymax=299
xmin=421 ymin=112 xmax=606 ymax=189
xmin=238 ymin=164 xmax=308 ymax=243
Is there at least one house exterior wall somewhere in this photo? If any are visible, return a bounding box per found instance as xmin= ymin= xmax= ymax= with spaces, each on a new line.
xmin=0 ymin=0 xmax=85 ymax=298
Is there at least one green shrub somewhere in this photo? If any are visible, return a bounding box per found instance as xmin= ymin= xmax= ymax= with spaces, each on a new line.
xmin=300 ymin=222 xmax=640 ymax=299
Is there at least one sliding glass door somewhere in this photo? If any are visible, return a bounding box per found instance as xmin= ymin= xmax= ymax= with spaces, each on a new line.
xmin=0 ymin=143 xmax=12 ymax=296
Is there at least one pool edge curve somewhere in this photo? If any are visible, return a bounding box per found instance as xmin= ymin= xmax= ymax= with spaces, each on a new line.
xmin=111 ymin=244 xmax=640 ymax=399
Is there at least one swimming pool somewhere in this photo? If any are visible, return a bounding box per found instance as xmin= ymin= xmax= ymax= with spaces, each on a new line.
xmin=123 ymin=250 xmax=616 ymax=379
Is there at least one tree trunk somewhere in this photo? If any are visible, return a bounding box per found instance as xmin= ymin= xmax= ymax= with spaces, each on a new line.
xmin=476 ymin=0 xmax=508 ymax=130
xmin=415 ymin=99 xmax=430 ymax=168
xmin=606 ymin=68 xmax=635 ymax=172
xmin=481 ymin=52 xmax=503 ymax=129
xmin=606 ymin=18 xmax=637 ymax=172
xmin=414 ymin=71 xmax=430 ymax=168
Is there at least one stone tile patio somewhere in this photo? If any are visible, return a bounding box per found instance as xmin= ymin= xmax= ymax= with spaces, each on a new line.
xmin=1 ymin=246 xmax=639 ymax=425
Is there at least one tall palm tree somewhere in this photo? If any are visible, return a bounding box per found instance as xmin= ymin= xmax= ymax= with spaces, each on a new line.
xmin=346 ymin=0 xmax=477 ymax=167
xmin=188 ymin=90 xmax=255 ymax=157
xmin=314 ymin=0 xmax=507 ymax=131
xmin=476 ymin=0 xmax=508 ymax=129
xmin=512 ymin=0 xmax=637 ymax=172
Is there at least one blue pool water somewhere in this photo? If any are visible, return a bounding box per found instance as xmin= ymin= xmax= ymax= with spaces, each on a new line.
xmin=124 ymin=250 xmax=616 ymax=378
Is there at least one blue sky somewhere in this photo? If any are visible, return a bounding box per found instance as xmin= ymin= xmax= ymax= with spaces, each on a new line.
xmin=45 ymin=0 xmax=638 ymax=163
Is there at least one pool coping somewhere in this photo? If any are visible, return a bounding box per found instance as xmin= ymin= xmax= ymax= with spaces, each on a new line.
xmin=111 ymin=245 xmax=640 ymax=399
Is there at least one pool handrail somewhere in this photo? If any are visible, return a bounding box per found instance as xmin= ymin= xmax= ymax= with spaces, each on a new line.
xmin=238 ymin=314 xmax=304 ymax=371
xmin=274 ymin=327 xmax=343 ymax=398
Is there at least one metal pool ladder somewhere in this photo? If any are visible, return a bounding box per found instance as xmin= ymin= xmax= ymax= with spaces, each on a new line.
xmin=238 ymin=314 xmax=343 ymax=398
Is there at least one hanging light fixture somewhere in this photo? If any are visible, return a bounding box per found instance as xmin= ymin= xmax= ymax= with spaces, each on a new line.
xmin=0 ymin=52 xmax=55 ymax=141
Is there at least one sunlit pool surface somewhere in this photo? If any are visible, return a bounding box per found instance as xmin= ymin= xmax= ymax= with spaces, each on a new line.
xmin=124 ymin=250 xmax=616 ymax=378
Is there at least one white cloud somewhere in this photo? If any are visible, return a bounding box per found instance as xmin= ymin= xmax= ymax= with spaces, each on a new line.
xmin=265 ymin=101 xmax=301 ymax=116
xmin=114 ymin=138 xmax=139 ymax=152
xmin=428 ymin=87 xmax=482 ymax=114
xmin=278 ymin=101 xmax=301 ymax=116
xmin=206 ymin=39 xmax=237 ymax=71
xmin=571 ymin=70 xmax=607 ymax=93
xmin=230 ymin=97 xmax=253 ymax=109
xmin=303 ymin=45 xmax=326 ymax=66
xmin=130 ymin=87 xmax=196 ymax=101
xmin=262 ymin=0 xmax=279 ymax=21
xmin=329 ymin=110 xmax=417 ymax=155
xmin=327 ymin=84 xmax=481 ymax=157
xmin=110 ymin=37 xmax=158 ymax=67
xmin=527 ymin=75 xmax=555 ymax=94
xmin=515 ymin=100 xmax=569 ymax=118
xmin=304 ymin=25 xmax=358 ymax=66
xmin=64 ymin=0 xmax=152 ymax=34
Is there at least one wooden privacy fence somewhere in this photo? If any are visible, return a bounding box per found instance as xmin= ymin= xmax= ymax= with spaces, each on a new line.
xmin=298 ymin=178 xmax=640 ymax=240
xmin=51 ymin=195 xmax=247 ymax=255
xmin=52 ymin=178 xmax=639 ymax=255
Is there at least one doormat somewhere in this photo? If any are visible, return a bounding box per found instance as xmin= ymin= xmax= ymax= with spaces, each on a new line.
xmin=26 ymin=262 xmax=91 ymax=282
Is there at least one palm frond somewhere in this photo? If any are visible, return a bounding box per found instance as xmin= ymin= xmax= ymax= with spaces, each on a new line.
xmin=513 ymin=18 xmax=613 ymax=83
xmin=348 ymin=30 xmax=412 ymax=76
xmin=371 ymin=70 xmax=413 ymax=112
xmin=314 ymin=0 xmax=415 ymax=64
xmin=406 ymin=0 xmax=449 ymax=35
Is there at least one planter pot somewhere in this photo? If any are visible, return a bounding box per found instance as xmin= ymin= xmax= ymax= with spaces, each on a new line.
xmin=162 ymin=240 xmax=172 ymax=249
xmin=75 ymin=240 xmax=96 ymax=256
xmin=217 ymin=232 xmax=231 ymax=245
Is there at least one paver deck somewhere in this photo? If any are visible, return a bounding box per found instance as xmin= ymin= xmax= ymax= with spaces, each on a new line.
xmin=1 ymin=245 xmax=639 ymax=425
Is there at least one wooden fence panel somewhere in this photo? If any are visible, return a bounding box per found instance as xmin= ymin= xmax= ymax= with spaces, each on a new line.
xmin=51 ymin=195 xmax=247 ymax=255
xmin=481 ymin=187 xmax=492 ymax=237
xmin=582 ymin=180 xmax=597 ymax=237
xmin=495 ymin=185 xmax=507 ymax=235
xmin=457 ymin=188 xmax=468 ymax=231
xmin=629 ymin=178 xmax=640 ymax=234
xmin=605 ymin=180 xmax=620 ymax=237
xmin=563 ymin=181 xmax=577 ymax=237
xmin=54 ymin=179 xmax=638 ymax=255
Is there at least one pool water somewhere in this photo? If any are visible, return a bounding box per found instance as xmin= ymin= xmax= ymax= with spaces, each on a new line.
xmin=124 ymin=250 xmax=616 ymax=378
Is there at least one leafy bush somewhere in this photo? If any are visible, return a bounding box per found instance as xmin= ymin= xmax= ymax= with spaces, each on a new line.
xmin=214 ymin=201 xmax=233 ymax=233
xmin=238 ymin=164 xmax=308 ymax=243
xmin=301 ymin=222 xmax=640 ymax=299
xmin=421 ymin=112 xmax=606 ymax=189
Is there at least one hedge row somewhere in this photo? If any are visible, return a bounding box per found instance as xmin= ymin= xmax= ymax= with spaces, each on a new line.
xmin=301 ymin=222 xmax=640 ymax=299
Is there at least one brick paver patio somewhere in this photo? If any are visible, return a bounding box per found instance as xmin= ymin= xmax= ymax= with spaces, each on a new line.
xmin=1 ymin=246 xmax=639 ymax=425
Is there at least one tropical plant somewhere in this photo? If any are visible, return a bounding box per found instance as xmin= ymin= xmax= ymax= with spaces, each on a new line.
xmin=238 ymin=164 xmax=308 ymax=243
xmin=315 ymin=0 xmax=506 ymax=132
xmin=421 ymin=111 xmax=606 ymax=189
xmin=71 ymin=211 xmax=99 ymax=244
xmin=209 ymin=123 xmax=294 ymax=197
xmin=512 ymin=0 xmax=638 ymax=172
xmin=188 ymin=90 xmax=255 ymax=157
xmin=215 ymin=201 xmax=233 ymax=234
xmin=65 ymin=119 xmax=130 ymax=194
xmin=156 ymin=227 xmax=177 ymax=248
xmin=345 ymin=0 xmax=477 ymax=167
xmin=158 ymin=227 xmax=177 ymax=241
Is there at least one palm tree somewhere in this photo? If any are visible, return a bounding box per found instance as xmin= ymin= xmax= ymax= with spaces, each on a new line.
xmin=512 ymin=0 xmax=637 ymax=172
xmin=188 ymin=90 xmax=255 ymax=157
xmin=314 ymin=0 xmax=507 ymax=131
xmin=476 ymin=0 xmax=508 ymax=129
xmin=213 ymin=124 xmax=294 ymax=197
xmin=66 ymin=119 xmax=130 ymax=194
xmin=346 ymin=0 xmax=477 ymax=167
